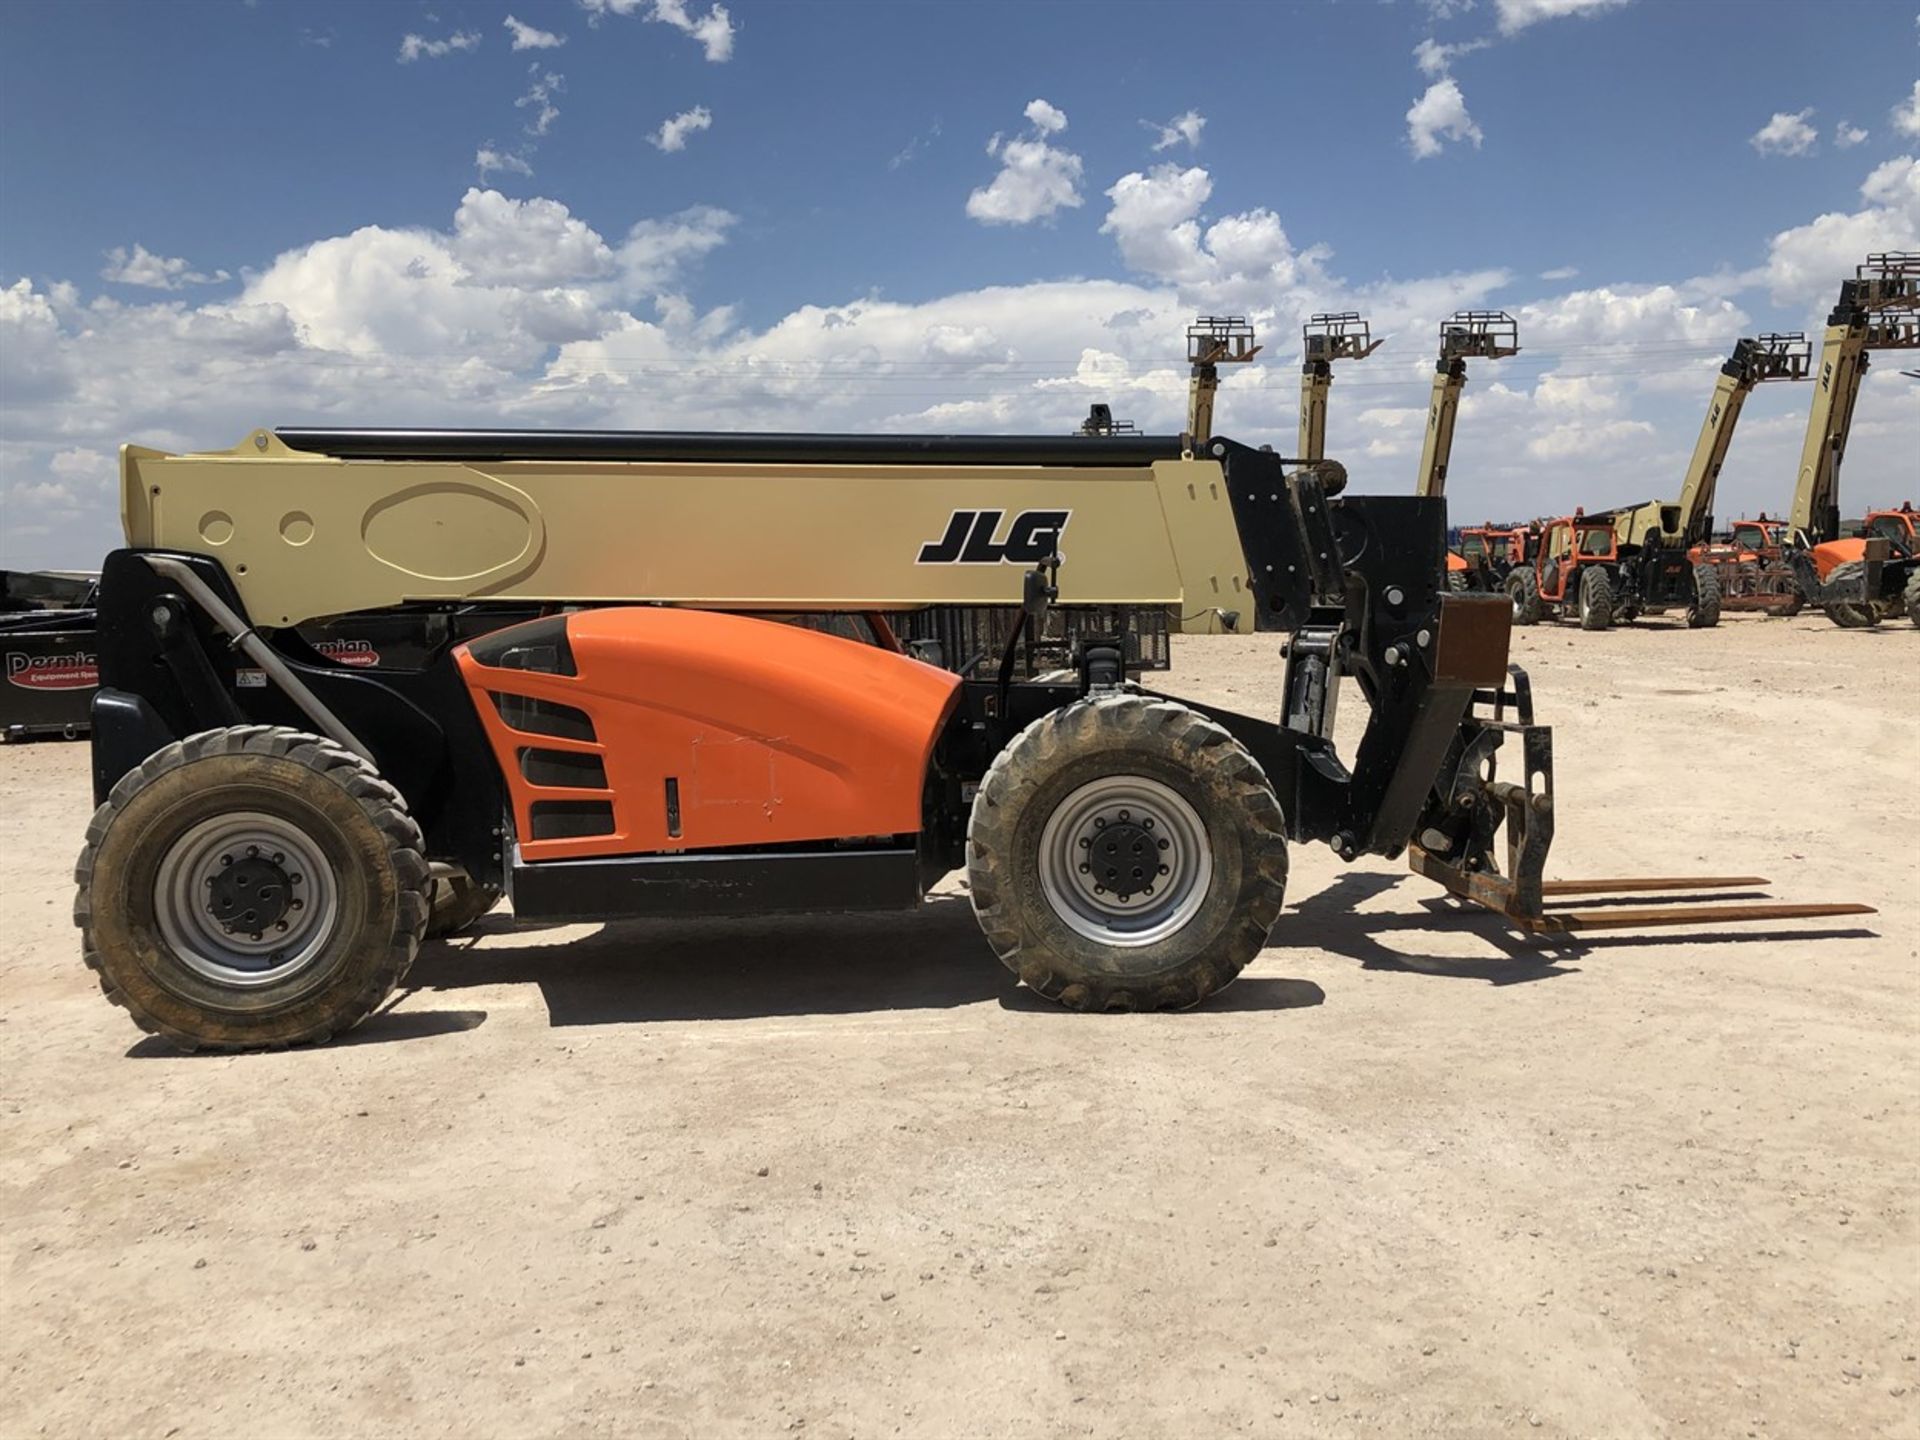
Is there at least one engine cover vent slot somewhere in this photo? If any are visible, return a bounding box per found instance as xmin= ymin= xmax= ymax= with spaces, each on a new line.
xmin=529 ymin=799 xmax=616 ymax=841
xmin=519 ymin=748 xmax=608 ymax=790
xmin=490 ymin=693 xmax=596 ymax=742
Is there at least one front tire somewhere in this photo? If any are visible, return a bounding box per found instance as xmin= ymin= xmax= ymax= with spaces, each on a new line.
xmin=966 ymin=695 xmax=1288 ymax=1011
xmin=74 ymin=726 xmax=432 ymax=1052
xmin=1685 ymin=563 xmax=1721 ymax=628
xmin=1821 ymin=561 xmax=1878 ymax=628
xmin=1506 ymin=569 xmax=1543 ymax=626
xmin=1578 ymin=566 xmax=1614 ymax=631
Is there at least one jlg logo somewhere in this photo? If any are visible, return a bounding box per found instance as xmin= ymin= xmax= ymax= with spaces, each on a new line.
xmin=917 ymin=509 xmax=1070 ymax=564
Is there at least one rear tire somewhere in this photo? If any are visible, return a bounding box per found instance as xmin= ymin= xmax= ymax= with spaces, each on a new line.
xmin=1578 ymin=566 xmax=1614 ymax=631
xmin=74 ymin=726 xmax=431 ymax=1052
xmin=1685 ymin=563 xmax=1721 ymax=628
xmin=1821 ymin=562 xmax=1878 ymax=628
xmin=1904 ymin=570 xmax=1920 ymax=629
xmin=966 ymin=694 xmax=1288 ymax=1011
xmin=1506 ymin=569 xmax=1543 ymax=626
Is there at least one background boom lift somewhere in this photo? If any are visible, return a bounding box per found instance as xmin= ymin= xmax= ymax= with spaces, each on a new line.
xmin=1415 ymin=311 xmax=1521 ymax=500
xmin=1782 ymin=253 xmax=1920 ymax=628
xmin=1185 ymin=316 xmax=1260 ymax=448
xmin=1297 ymin=312 xmax=1382 ymax=464
xmin=1604 ymin=333 xmax=1812 ymax=624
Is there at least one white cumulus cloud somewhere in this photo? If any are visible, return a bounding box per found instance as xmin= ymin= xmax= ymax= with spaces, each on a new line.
xmin=1145 ymin=109 xmax=1206 ymax=152
xmin=966 ymin=100 xmax=1083 ymax=225
xmin=450 ymin=189 xmax=614 ymax=287
xmin=1750 ymin=109 xmax=1818 ymax=157
xmin=1525 ymin=417 xmax=1655 ymax=460
xmin=1755 ymin=154 xmax=1920 ymax=302
xmin=1407 ymin=78 xmax=1483 ymax=158
xmin=1494 ymin=0 xmax=1631 ymax=35
xmin=100 ymin=245 xmax=231 ymax=290
xmin=476 ymin=145 xmax=535 ymax=180
xmin=651 ymin=105 xmax=713 ymax=153
xmin=1413 ymin=36 xmax=1489 ymax=77
xmin=398 ymin=29 xmax=481 ymax=63
xmin=505 ymin=14 xmax=566 ymax=49
xmin=1834 ymin=122 xmax=1868 ymax=149
xmin=1023 ymin=98 xmax=1068 ymax=135
xmin=517 ymin=68 xmax=564 ymax=137
xmin=1894 ymin=81 xmax=1920 ymax=139
xmin=1099 ymin=164 xmax=1338 ymax=313
xmin=581 ymin=0 xmax=734 ymax=61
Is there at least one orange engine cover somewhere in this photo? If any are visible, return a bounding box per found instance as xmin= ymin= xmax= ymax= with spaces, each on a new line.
xmin=456 ymin=609 xmax=963 ymax=862
xmin=1811 ymin=537 xmax=1866 ymax=582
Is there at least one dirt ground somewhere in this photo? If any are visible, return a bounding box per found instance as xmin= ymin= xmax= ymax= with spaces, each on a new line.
xmin=2 ymin=612 xmax=1915 ymax=1439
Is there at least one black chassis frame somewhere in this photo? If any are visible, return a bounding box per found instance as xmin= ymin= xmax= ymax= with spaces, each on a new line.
xmin=88 ymin=435 xmax=1534 ymax=922
xmin=1617 ymin=541 xmax=1700 ymax=614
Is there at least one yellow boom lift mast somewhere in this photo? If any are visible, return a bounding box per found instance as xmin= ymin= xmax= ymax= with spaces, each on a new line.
xmin=1613 ymin=332 xmax=1812 ymax=551
xmin=1297 ymin=312 xmax=1383 ymax=464
xmin=1788 ymin=252 xmax=1920 ymax=541
xmin=1415 ymin=311 xmax=1521 ymax=499
xmin=1185 ymin=316 xmax=1260 ymax=448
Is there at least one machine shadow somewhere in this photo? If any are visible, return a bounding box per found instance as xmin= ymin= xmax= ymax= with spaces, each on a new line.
xmin=123 ymin=1006 xmax=488 ymax=1059
xmin=408 ymin=894 xmax=1019 ymax=1025
xmin=994 ymin=977 xmax=1327 ymax=1014
xmin=1285 ymin=870 xmax=1878 ymax=981
xmin=409 ymin=894 xmax=1330 ymax=1027
xmin=1283 ymin=872 xmax=1583 ymax=984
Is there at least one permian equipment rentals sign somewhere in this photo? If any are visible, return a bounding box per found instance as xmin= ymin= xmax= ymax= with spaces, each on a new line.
xmin=1 ymin=627 xmax=100 ymax=740
xmin=7 ymin=648 xmax=99 ymax=690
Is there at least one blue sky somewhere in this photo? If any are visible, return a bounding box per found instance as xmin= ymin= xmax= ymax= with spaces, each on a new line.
xmin=3 ymin=0 xmax=1918 ymax=567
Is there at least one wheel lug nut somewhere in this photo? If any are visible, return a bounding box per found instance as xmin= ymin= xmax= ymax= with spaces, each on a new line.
xmin=276 ymin=921 xmax=289 ymax=932
xmin=1094 ymin=885 xmax=1105 ymax=895
xmin=247 ymin=846 xmax=259 ymax=858
xmin=1094 ymin=818 xmax=1106 ymax=830
xmin=1117 ymin=809 xmax=1130 ymax=821
xmin=290 ymin=899 xmax=304 ymax=910
xmin=220 ymin=854 xmax=233 ymax=867
xmin=290 ymin=874 xmax=303 ymax=885
xmin=1078 ymin=863 xmax=1090 ymax=874
xmin=1143 ymin=885 xmax=1155 ymax=896
xmin=1078 ymin=837 xmax=1090 ymax=849
xmin=1157 ymin=839 xmax=1170 ymax=851
xmin=1142 ymin=818 xmax=1154 ymax=829
xmin=1158 ymin=864 xmax=1170 ymax=875
xmin=272 ymin=852 xmax=285 ymax=864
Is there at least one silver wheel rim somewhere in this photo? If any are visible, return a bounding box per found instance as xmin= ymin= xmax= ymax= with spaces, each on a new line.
xmin=152 ymin=811 xmax=340 ymax=987
xmin=1036 ymin=775 xmax=1213 ymax=947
